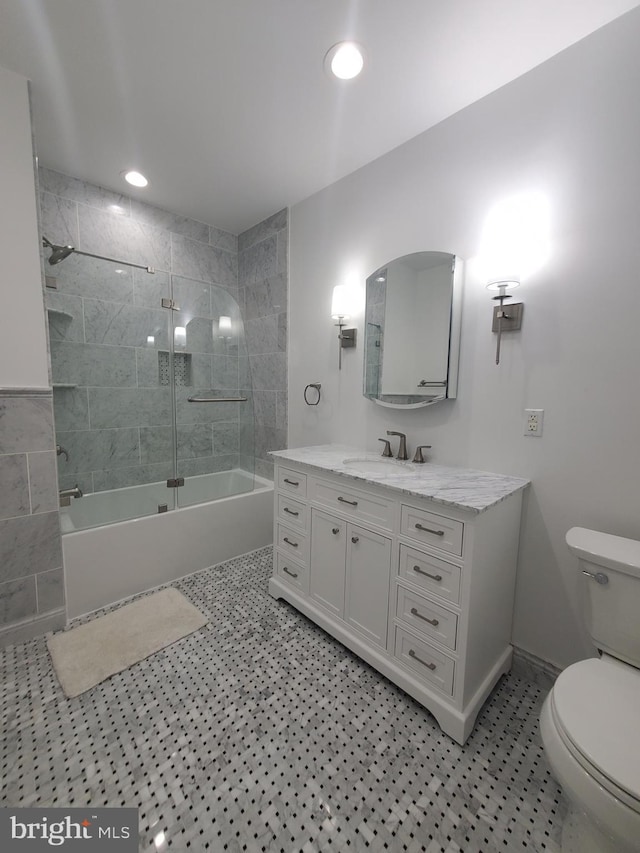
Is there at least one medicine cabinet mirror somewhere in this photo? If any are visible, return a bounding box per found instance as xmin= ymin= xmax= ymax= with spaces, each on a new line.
xmin=363 ymin=251 xmax=463 ymax=409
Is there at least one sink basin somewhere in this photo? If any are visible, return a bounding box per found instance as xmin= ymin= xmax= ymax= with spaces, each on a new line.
xmin=342 ymin=457 xmax=416 ymax=475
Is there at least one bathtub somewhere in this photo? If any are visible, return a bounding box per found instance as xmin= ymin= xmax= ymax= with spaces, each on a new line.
xmin=62 ymin=469 xmax=274 ymax=619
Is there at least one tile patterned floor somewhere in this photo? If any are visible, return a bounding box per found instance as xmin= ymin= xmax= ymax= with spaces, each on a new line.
xmin=1 ymin=547 xmax=566 ymax=852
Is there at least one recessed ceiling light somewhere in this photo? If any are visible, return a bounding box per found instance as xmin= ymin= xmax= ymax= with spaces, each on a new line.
xmin=122 ymin=170 xmax=148 ymax=188
xmin=324 ymin=42 xmax=365 ymax=80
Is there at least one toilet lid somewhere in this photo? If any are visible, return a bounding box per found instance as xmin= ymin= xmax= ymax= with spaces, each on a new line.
xmin=552 ymin=658 xmax=640 ymax=803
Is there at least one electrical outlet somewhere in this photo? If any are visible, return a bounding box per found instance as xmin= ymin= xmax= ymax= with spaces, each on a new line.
xmin=524 ymin=408 xmax=544 ymax=437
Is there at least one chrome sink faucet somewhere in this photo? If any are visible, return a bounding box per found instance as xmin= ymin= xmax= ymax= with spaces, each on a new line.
xmin=386 ymin=430 xmax=408 ymax=460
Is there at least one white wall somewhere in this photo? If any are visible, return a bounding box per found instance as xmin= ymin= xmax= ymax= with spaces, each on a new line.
xmin=288 ymin=9 xmax=640 ymax=669
xmin=0 ymin=66 xmax=49 ymax=388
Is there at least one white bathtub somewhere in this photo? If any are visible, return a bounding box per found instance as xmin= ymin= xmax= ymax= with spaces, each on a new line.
xmin=62 ymin=469 xmax=274 ymax=619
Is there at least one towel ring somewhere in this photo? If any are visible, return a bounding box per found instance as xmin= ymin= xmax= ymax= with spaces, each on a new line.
xmin=304 ymin=382 xmax=322 ymax=406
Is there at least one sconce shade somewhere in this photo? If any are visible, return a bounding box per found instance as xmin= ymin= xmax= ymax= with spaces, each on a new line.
xmin=218 ymin=315 xmax=232 ymax=331
xmin=480 ymin=192 xmax=550 ymax=285
xmin=486 ymin=278 xmax=520 ymax=291
xmin=331 ymin=284 xmax=357 ymax=320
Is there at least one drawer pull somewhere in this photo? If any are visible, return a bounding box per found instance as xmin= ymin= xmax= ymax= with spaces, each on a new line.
xmin=283 ymin=478 xmax=299 ymax=486
xmin=283 ymin=566 xmax=298 ymax=578
xmin=408 ymin=649 xmax=437 ymax=670
xmin=351 ymin=536 xmax=359 ymax=544
xmin=413 ymin=565 xmax=443 ymax=582
xmin=410 ymin=607 xmax=439 ymax=627
xmin=338 ymin=496 xmax=358 ymax=507
xmin=283 ymin=537 xmax=298 ymax=548
xmin=415 ymin=522 xmax=445 ymax=536
xmin=332 ymin=527 xmax=340 ymax=535
xmin=283 ymin=507 xmax=299 ymax=517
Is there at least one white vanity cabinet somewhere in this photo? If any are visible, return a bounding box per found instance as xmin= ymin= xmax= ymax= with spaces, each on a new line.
xmin=310 ymin=508 xmax=392 ymax=647
xmin=269 ymin=446 xmax=528 ymax=745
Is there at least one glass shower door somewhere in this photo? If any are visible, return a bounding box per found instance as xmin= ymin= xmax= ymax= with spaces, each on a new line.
xmin=171 ymin=275 xmax=254 ymax=508
xmin=48 ymin=253 xmax=177 ymax=530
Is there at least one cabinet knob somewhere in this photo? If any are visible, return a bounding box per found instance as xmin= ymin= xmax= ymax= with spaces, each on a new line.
xmin=351 ymin=536 xmax=359 ymax=544
xmin=332 ymin=527 xmax=340 ymax=535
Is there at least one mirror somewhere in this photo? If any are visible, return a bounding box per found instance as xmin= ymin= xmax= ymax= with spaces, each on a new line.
xmin=363 ymin=251 xmax=463 ymax=409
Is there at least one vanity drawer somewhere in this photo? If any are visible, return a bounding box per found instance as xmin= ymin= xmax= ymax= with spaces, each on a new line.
xmin=276 ymin=523 xmax=309 ymax=563
xmin=394 ymin=627 xmax=455 ymax=696
xmin=277 ymin=466 xmax=307 ymax=497
xmin=399 ymin=545 xmax=461 ymax=605
xmin=395 ymin=585 xmax=458 ymax=650
xmin=277 ymin=494 xmax=308 ymax=530
xmin=310 ymin=478 xmax=394 ymax=531
xmin=275 ymin=550 xmax=309 ymax=594
xmin=400 ymin=505 xmax=463 ymax=556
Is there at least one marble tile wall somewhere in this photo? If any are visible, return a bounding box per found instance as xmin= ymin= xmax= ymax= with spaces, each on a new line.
xmin=39 ymin=168 xmax=275 ymax=494
xmin=0 ymin=390 xmax=65 ymax=643
xmin=238 ymin=209 xmax=288 ymax=480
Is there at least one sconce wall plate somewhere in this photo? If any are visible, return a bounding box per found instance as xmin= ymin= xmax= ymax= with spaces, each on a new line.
xmin=339 ymin=328 xmax=357 ymax=348
xmin=491 ymin=302 xmax=523 ymax=332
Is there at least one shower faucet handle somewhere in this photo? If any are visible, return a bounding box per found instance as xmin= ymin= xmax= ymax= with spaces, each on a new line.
xmin=56 ymin=444 xmax=69 ymax=462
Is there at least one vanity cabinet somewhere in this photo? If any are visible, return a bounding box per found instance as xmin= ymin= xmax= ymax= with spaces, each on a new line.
xmin=269 ymin=449 xmax=527 ymax=744
xmin=310 ymin=508 xmax=392 ymax=646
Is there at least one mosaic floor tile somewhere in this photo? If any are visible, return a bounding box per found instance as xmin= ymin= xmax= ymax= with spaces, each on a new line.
xmin=1 ymin=547 xmax=566 ymax=851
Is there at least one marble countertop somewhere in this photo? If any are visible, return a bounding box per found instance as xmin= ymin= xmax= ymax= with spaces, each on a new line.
xmin=270 ymin=444 xmax=529 ymax=514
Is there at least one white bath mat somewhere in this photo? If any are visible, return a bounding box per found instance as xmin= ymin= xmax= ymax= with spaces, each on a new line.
xmin=47 ymin=588 xmax=208 ymax=698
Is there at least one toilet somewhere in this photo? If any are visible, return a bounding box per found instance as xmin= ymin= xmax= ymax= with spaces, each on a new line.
xmin=540 ymin=527 xmax=640 ymax=853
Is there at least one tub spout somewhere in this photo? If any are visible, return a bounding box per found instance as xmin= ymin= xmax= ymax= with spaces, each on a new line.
xmin=59 ymin=485 xmax=83 ymax=507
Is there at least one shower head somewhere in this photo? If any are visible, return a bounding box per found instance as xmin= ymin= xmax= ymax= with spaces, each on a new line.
xmin=40 ymin=236 xmax=156 ymax=274
xmin=42 ymin=236 xmax=75 ymax=265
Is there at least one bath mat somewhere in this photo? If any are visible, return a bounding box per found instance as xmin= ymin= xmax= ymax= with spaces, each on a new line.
xmin=47 ymin=588 xmax=208 ymax=698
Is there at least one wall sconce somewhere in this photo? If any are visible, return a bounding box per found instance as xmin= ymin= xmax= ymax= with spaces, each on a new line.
xmin=487 ymin=279 xmax=523 ymax=365
xmin=331 ymin=285 xmax=357 ymax=370
xmin=480 ymin=192 xmax=550 ymax=365
xmin=218 ymin=315 xmax=232 ymax=332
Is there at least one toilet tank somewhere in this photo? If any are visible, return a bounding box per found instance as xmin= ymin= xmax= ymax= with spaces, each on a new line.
xmin=566 ymin=527 xmax=640 ymax=668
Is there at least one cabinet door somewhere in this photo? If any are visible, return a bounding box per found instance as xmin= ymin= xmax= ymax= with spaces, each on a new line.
xmin=345 ymin=523 xmax=392 ymax=647
xmin=310 ymin=508 xmax=346 ymax=618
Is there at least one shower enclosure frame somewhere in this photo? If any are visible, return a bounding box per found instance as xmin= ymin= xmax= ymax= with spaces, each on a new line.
xmin=44 ymin=238 xmax=257 ymax=532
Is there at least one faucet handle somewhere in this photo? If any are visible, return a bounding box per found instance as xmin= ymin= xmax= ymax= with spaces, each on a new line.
xmin=378 ymin=438 xmax=393 ymax=457
xmin=412 ymin=445 xmax=432 ymax=464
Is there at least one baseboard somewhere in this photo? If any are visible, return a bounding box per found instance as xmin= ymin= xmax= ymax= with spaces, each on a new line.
xmin=0 ymin=608 xmax=66 ymax=647
xmin=512 ymin=646 xmax=561 ymax=691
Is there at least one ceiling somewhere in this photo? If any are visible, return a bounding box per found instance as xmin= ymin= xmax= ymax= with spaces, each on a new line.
xmin=1 ymin=0 xmax=639 ymax=234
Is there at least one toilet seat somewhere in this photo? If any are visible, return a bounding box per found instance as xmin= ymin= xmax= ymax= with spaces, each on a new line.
xmin=550 ymin=657 xmax=640 ymax=811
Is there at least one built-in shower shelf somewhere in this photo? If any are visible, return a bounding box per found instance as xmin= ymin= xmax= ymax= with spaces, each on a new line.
xmin=46 ymin=308 xmax=73 ymax=319
xmin=158 ymin=350 xmax=192 ymax=386
xmin=52 ymin=383 xmax=77 ymax=389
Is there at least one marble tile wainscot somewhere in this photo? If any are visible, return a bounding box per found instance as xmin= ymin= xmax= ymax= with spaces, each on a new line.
xmin=0 ymin=388 xmax=65 ymax=646
xmin=269 ymin=444 xmax=530 ymax=744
